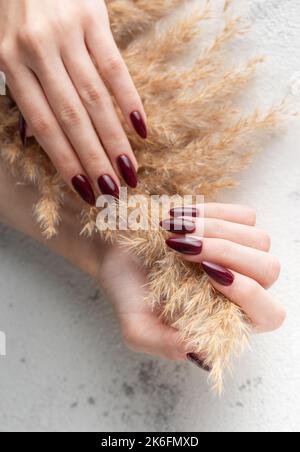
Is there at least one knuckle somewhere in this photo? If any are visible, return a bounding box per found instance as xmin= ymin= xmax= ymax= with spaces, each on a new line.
xmin=123 ymin=91 xmax=140 ymax=109
xmin=55 ymin=154 xmax=76 ymax=180
xmin=211 ymin=219 xmax=225 ymax=238
xmin=101 ymin=55 xmax=123 ymax=78
xmin=234 ymin=277 xmax=263 ymax=306
xmin=80 ymin=82 xmax=102 ymax=107
xmin=82 ymin=5 xmax=98 ymax=24
xmin=264 ymin=303 xmax=287 ymax=332
xmin=18 ymin=26 xmax=47 ymax=55
xmin=30 ymin=115 xmax=52 ymax=136
xmin=122 ymin=325 xmax=139 ymax=352
xmin=59 ymin=104 xmax=82 ymax=128
xmin=218 ymin=239 xmax=231 ymax=261
xmin=268 ymin=305 xmax=287 ymax=332
xmin=245 ymin=278 xmax=261 ymax=301
xmin=258 ymin=230 xmax=271 ymax=251
xmin=266 ymin=255 xmax=281 ymax=285
xmin=245 ymin=207 xmax=256 ymax=226
xmin=85 ymin=150 xmax=101 ymax=168
xmin=53 ymin=17 xmax=74 ymax=34
xmin=102 ymin=130 xmax=125 ymax=149
xmin=0 ymin=39 xmax=14 ymax=68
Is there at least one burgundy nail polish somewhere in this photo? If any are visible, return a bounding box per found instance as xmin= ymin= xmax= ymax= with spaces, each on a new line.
xmin=187 ymin=353 xmax=211 ymax=372
xmin=160 ymin=218 xmax=196 ymax=234
xmin=201 ymin=262 xmax=234 ymax=286
xmin=130 ymin=111 xmax=147 ymax=139
xmin=72 ymin=175 xmax=95 ymax=206
xmin=170 ymin=207 xmax=200 ymax=218
xmin=117 ymin=155 xmax=138 ymax=188
xmin=166 ymin=237 xmax=203 ymax=255
xmin=98 ymin=175 xmax=120 ymax=199
xmin=19 ymin=112 xmax=27 ymax=147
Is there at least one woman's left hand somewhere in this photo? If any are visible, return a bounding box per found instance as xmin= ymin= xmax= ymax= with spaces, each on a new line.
xmin=0 ymin=0 xmax=146 ymax=206
xmin=161 ymin=203 xmax=286 ymax=334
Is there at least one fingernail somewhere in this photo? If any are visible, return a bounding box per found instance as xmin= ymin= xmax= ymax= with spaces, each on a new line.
xmin=72 ymin=175 xmax=95 ymax=206
xmin=201 ymin=262 xmax=234 ymax=286
xmin=19 ymin=112 xmax=27 ymax=147
xmin=170 ymin=207 xmax=200 ymax=218
xmin=117 ymin=155 xmax=138 ymax=189
xmin=98 ymin=175 xmax=120 ymax=199
xmin=166 ymin=237 xmax=203 ymax=255
xmin=160 ymin=218 xmax=196 ymax=234
xmin=130 ymin=111 xmax=147 ymax=139
xmin=187 ymin=353 xmax=211 ymax=372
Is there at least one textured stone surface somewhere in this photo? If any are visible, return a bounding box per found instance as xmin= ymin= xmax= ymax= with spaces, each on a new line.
xmin=0 ymin=0 xmax=300 ymax=432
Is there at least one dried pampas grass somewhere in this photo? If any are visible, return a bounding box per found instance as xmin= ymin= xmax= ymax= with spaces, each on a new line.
xmin=0 ymin=0 xmax=290 ymax=392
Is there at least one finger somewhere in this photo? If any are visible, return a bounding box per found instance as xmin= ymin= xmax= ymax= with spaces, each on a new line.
xmin=170 ymin=217 xmax=270 ymax=251
xmin=201 ymin=265 xmax=286 ymax=333
xmin=165 ymin=236 xmax=281 ymax=289
xmin=8 ymin=66 xmax=96 ymax=206
xmin=86 ymin=26 xmax=147 ymax=139
xmin=170 ymin=203 xmax=256 ymax=226
xmin=61 ymin=39 xmax=138 ymax=188
xmin=121 ymin=313 xmax=189 ymax=361
xmin=32 ymin=54 xmax=120 ymax=197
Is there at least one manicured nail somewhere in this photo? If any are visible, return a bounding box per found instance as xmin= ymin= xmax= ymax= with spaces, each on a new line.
xmin=98 ymin=175 xmax=120 ymax=199
xmin=72 ymin=175 xmax=95 ymax=206
xmin=19 ymin=112 xmax=27 ymax=147
xmin=170 ymin=207 xmax=199 ymax=218
xmin=166 ymin=237 xmax=203 ymax=255
xmin=130 ymin=111 xmax=147 ymax=139
xmin=201 ymin=262 xmax=234 ymax=286
xmin=117 ymin=155 xmax=138 ymax=188
xmin=160 ymin=218 xmax=196 ymax=234
xmin=187 ymin=353 xmax=211 ymax=372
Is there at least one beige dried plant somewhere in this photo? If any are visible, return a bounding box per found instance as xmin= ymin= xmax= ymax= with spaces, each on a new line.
xmin=0 ymin=0 xmax=288 ymax=392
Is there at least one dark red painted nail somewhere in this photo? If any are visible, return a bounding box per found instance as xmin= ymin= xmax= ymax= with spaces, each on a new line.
xmin=160 ymin=218 xmax=196 ymax=234
xmin=166 ymin=237 xmax=203 ymax=255
xmin=72 ymin=175 xmax=95 ymax=206
xmin=187 ymin=353 xmax=211 ymax=372
xmin=98 ymin=175 xmax=119 ymax=199
xmin=19 ymin=112 xmax=27 ymax=147
xmin=201 ymin=262 xmax=234 ymax=286
xmin=170 ymin=207 xmax=200 ymax=218
xmin=130 ymin=111 xmax=147 ymax=139
xmin=117 ymin=155 xmax=138 ymax=188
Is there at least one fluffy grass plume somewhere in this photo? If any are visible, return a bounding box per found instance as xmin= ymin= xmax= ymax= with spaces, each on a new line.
xmin=0 ymin=0 xmax=288 ymax=392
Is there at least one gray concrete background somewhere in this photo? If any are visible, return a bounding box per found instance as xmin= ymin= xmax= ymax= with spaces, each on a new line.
xmin=0 ymin=0 xmax=300 ymax=432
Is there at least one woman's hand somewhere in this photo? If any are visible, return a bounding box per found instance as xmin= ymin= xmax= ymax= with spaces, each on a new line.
xmin=99 ymin=203 xmax=286 ymax=371
xmin=98 ymin=246 xmax=191 ymax=363
xmin=161 ymin=203 xmax=286 ymax=334
xmin=0 ymin=0 xmax=146 ymax=205
xmin=100 ymin=202 xmax=286 ymax=372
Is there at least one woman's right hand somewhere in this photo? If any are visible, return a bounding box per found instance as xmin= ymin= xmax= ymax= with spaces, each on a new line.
xmin=100 ymin=203 xmax=286 ymax=372
xmin=0 ymin=0 xmax=146 ymax=206
xmin=161 ymin=203 xmax=286 ymax=337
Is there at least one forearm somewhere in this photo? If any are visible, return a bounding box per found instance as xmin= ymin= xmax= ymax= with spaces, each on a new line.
xmin=0 ymin=163 xmax=106 ymax=279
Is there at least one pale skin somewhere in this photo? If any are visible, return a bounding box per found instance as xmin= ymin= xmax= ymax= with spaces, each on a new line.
xmin=0 ymin=0 xmax=147 ymax=204
xmin=0 ymin=164 xmax=286 ymax=363
xmin=0 ymin=0 xmax=286 ymax=362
